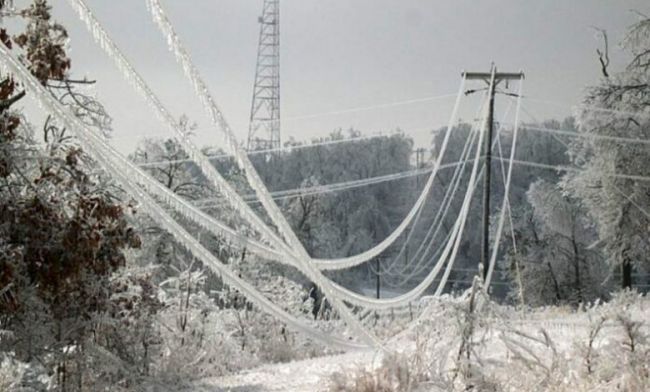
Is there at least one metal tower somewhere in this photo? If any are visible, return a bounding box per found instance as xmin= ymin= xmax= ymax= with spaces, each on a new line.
xmin=247 ymin=0 xmax=281 ymax=151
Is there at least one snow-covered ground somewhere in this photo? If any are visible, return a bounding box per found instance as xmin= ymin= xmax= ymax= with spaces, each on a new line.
xmin=194 ymin=348 xmax=382 ymax=392
xmin=194 ymin=292 xmax=650 ymax=392
xmin=193 ymin=320 xmax=585 ymax=392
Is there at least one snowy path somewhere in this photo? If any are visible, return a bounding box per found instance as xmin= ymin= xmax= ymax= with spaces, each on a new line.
xmin=194 ymin=349 xmax=382 ymax=392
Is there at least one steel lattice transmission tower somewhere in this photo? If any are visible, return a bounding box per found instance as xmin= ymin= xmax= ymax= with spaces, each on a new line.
xmin=247 ymin=0 xmax=281 ymax=151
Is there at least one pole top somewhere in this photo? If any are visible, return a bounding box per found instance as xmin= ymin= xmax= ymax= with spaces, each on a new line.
xmin=462 ymin=70 xmax=525 ymax=81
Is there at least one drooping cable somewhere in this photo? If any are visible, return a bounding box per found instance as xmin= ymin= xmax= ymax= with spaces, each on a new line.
xmin=146 ymin=0 xmax=467 ymax=271
xmin=326 ymin=95 xmax=490 ymax=309
xmin=379 ymin=116 xmax=480 ymax=280
xmin=310 ymin=78 xmax=467 ymax=270
xmin=365 ymin=126 xmax=480 ymax=280
xmin=376 ymin=97 xmax=498 ymax=279
xmin=0 ymin=45 xmax=368 ymax=350
xmin=494 ymin=113 xmax=523 ymax=305
xmin=432 ymin=73 xmax=498 ymax=296
xmin=64 ymin=0 xmax=291 ymax=257
xmin=71 ymin=0 xmax=466 ymax=279
xmin=194 ymin=164 xmax=461 ymax=207
xmin=381 ymin=95 xmax=491 ymax=285
xmin=67 ymin=0 xmax=503 ymax=314
xmin=144 ymin=0 xmax=478 ymax=324
xmin=68 ymin=3 xmax=464 ymax=336
xmin=380 ymin=90 xmax=513 ymax=283
xmin=70 ymin=0 xmax=383 ymax=344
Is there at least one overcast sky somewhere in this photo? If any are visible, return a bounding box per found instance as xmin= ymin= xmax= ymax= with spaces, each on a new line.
xmin=43 ymin=0 xmax=649 ymax=153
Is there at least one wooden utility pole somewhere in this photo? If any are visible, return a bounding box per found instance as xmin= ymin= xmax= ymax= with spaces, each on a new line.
xmin=622 ymin=260 xmax=632 ymax=289
xmin=463 ymin=66 xmax=524 ymax=281
xmin=415 ymin=148 xmax=426 ymax=188
xmin=375 ymin=257 xmax=381 ymax=299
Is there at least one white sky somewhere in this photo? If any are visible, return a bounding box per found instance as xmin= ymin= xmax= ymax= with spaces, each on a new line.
xmin=40 ymin=0 xmax=650 ymax=153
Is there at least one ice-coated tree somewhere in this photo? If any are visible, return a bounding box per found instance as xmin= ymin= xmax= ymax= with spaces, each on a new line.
xmin=503 ymin=180 xmax=609 ymax=306
xmin=561 ymin=13 xmax=650 ymax=288
xmin=0 ymin=2 xmax=162 ymax=390
xmin=284 ymin=175 xmax=341 ymax=258
xmin=130 ymin=116 xmax=207 ymax=201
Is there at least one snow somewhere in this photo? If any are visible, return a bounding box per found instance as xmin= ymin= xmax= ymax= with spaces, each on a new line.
xmin=194 ymin=292 xmax=650 ymax=391
xmin=193 ymin=349 xmax=381 ymax=392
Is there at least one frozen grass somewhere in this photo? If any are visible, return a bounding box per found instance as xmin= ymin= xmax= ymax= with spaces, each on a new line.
xmin=328 ymin=286 xmax=650 ymax=392
xmin=197 ymin=288 xmax=649 ymax=391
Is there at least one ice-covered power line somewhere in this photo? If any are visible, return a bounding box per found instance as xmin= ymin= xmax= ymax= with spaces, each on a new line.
xmin=493 ymin=157 xmax=650 ymax=182
xmin=381 ymin=131 xmax=480 ymax=286
xmin=324 ymin=94 xmax=486 ymax=309
xmin=263 ymin=93 xmax=459 ymax=122
xmin=111 ymin=98 xmax=448 ymax=141
xmin=139 ymin=0 xmax=497 ymax=313
xmin=58 ymin=0 xmax=608 ymax=336
xmin=65 ymin=0 xmax=292 ymax=254
xmin=382 ymin=96 xmax=514 ymax=286
xmin=0 ymin=44 xmax=369 ymax=350
xmin=194 ymin=162 xmax=471 ymax=207
xmin=72 ymin=0 xmax=381 ymax=345
xmin=141 ymin=0 xmax=483 ymax=326
xmin=135 ymin=131 xmax=415 ymax=168
xmin=523 ymin=96 xmax=650 ymax=118
xmin=379 ymin=93 xmax=493 ymax=280
xmin=518 ymin=124 xmax=650 ymax=146
xmin=144 ymin=0 xmax=470 ymax=306
xmin=613 ymin=185 xmax=650 ymax=220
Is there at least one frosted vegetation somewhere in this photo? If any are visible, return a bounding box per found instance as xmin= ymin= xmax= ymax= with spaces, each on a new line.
xmin=0 ymin=1 xmax=649 ymax=391
xmin=328 ymin=286 xmax=650 ymax=392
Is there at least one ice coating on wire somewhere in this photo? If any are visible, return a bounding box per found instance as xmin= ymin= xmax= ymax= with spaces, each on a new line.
xmin=382 ymin=123 xmax=480 ymax=286
xmin=145 ymin=0 xmax=461 ymax=313
xmin=381 ymin=93 xmax=499 ymax=287
xmin=390 ymin=97 xmax=514 ymax=287
xmin=0 ymin=45 xmax=368 ymax=351
xmin=379 ymin=94 xmax=489 ymax=281
xmin=67 ymin=0 xmax=381 ymax=344
xmin=193 ymin=165 xmax=451 ymax=207
xmin=330 ymin=96 xmax=489 ymax=309
xmin=64 ymin=0 xmax=291 ymax=257
xmin=311 ymin=78 xmax=467 ymax=269
xmin=67 ymin=0 xmax=489 ymax=313
xmin=145 ymin=0 xmax=466 ymax=271
xmin=142 ymin=0 xmax=483 ymax=310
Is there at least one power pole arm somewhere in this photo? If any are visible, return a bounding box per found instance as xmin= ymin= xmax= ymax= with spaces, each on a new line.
xmin=462 ymin=71 xmax=524 ymax=82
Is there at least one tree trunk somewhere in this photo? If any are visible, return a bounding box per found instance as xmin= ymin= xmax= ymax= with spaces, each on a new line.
xmin=547 ymin=261 xmax=562 ymax=304
xmin=622 ymin=259 xmax=632 ymax=289
xmin=571 ymin=234 xmax=583 ymax=304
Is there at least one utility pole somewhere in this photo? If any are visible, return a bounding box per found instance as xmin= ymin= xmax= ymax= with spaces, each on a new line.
xmin=375 ymin=257 xmax=381 ymax=299
xmin=463 ymin=65 xmax=524 ymax=281
xmin=414 ymin=148 xmax=426 ymax=188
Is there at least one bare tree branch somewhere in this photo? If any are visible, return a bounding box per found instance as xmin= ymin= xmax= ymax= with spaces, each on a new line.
xmin=592 ymin=27 xmax=610 ymax=78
